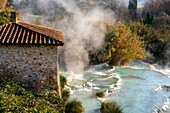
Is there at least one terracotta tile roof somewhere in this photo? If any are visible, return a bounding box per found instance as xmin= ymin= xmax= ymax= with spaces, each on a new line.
xmin=0 ymin=22 xmax=64 ymax=46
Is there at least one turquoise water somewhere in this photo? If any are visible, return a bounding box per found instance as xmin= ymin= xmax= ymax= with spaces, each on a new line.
xmin=61 ymin=60 xmax=170 ymax=113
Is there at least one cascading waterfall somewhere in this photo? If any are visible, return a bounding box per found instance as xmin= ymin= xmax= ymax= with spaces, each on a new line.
xmin=61 ymin=60 xmax=170 ymax=113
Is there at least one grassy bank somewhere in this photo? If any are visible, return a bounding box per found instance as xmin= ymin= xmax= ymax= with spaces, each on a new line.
xmin=0 ymin=76 xmax=66 ymax=112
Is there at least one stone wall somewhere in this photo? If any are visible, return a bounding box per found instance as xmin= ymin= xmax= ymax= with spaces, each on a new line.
xmin=0 ymin=45 xmax=59 ymax=93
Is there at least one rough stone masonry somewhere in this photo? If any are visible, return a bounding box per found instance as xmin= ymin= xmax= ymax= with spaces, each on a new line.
xmin=0 ymin=45 xmax=60 ymax=93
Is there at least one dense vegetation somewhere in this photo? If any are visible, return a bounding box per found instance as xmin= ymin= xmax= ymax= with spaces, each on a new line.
xmin=0 ymin=77 xmax=63 ymax=112
xmin=142 ymin=0 xmax=170 ymax=63
xmin=0 ymin=74 xmax=86 ymax=113
xmin=128 ymin=21 xmax=169 ymax=62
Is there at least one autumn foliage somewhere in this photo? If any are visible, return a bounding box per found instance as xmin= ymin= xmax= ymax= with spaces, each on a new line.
xmin=0 ymin=10 xmax=10 ymax=25
xmin=128 ymin=21 xmax=170 ymax=60
xmin=90 ymin=22 xmax=146 ymax=66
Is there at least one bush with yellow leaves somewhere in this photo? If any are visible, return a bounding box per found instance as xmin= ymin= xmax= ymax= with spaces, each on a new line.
xmin=91 ymin=22 xmax=146 ymax=66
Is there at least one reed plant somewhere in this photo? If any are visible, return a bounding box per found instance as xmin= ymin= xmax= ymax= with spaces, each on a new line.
xmin=65 ymin=100 xmax=84 ymax=113
xmin=100 ymin=101 xmax=122 ymax=113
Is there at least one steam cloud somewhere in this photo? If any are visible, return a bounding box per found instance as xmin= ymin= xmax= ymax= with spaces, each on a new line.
xmin=18 ymin=0 xmax=115 ymax=73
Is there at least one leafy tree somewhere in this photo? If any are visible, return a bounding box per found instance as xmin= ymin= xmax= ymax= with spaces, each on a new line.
xmin=90 ymin=22 xmax=146 ymax=66
xmin=128 ymin=21 xmax=170 ymax=62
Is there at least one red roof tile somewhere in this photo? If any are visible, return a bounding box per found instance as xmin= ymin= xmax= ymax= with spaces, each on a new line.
xmin=0 ymin=22 xmax=64 ymax=46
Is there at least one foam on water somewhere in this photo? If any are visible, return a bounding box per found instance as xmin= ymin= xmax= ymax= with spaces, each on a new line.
xmin=91 ymin=71 xmax=107 ymax=76
xmin=154 ymin=96 xmax=170 ymax=113
xmin=150 ymin=64 xmax=170 ymax=78
xmin=124 ymin=60 xmax=151 ymax=70
xmin=107 ymin=66 xmax=115 ymax=72
xmin=61 ymin=60 xmax=170 ymax=113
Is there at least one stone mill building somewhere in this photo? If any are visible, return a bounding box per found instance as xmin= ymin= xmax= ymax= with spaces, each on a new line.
xmin=0 ymin=12 xmax=64 ymax=96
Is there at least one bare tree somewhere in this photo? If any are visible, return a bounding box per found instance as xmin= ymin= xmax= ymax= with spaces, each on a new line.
xmin=143 ymin=0 xmax=170 ymax=16
xmin=100 ymin=0 xmax=130 ymax=21
xmin=142 ymin=0 xmax=170 ymax=27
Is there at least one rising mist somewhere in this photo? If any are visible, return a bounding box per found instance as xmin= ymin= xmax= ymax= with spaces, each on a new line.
xmin=18 ymin=0 xmax=115 ymax=73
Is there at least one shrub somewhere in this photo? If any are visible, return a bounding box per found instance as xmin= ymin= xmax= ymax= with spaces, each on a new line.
xmin=95 ymin=92 xmax=104 ymax=98
xmin=0 ymin=77 xmax=67 ymax=112
xmin=128 ymin=21 xmax=170 ymax=60
xmin=91 ymin=22 xmax=146 ymax=66
xmin=43 ymin=90 xmax=60 ymax=104
xmin=100 ymin=102 xmax=122 ymax=113
xmin=65 ymin=100 xmax=84 ymax=113
xmin=143 ymin=11 xmax=154 ymax=26
xmin=0 ymin=10 xmax=10 ymax=25
xmin=60 ymin=75 xmax=67 ymax=90
xmin=62 ymin=90 xmax=70 ymax=102
xmin=128 ymin=21 xmax=169 ymax=44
